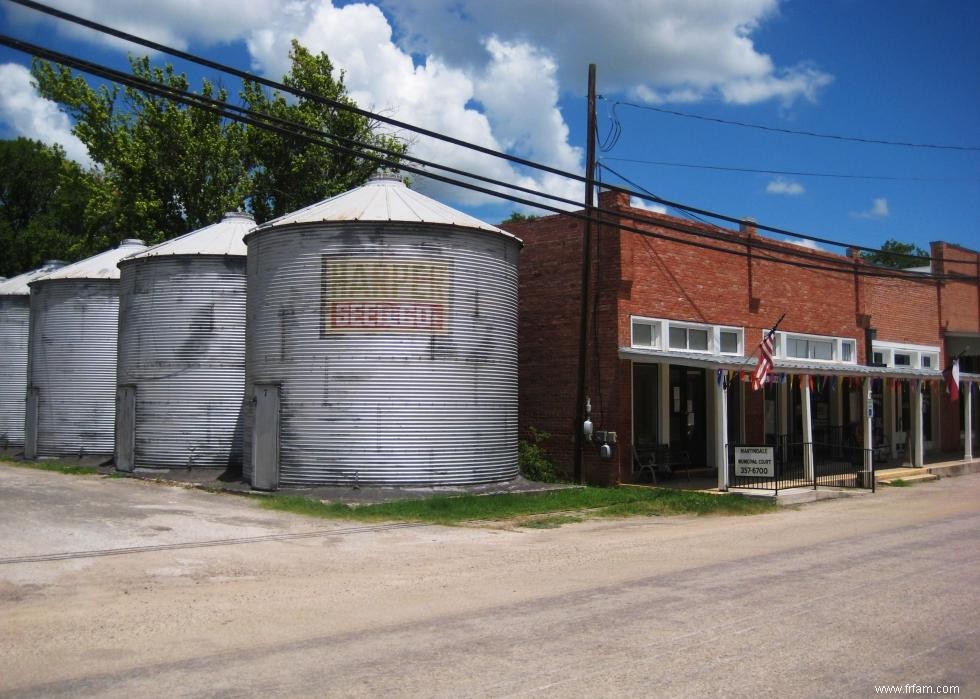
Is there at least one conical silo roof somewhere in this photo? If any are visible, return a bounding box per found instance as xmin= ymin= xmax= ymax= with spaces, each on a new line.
xmin=127 ymin=212 xmax=254 ymax=260
xmin=0 ymin=261 xmax=67 ymax=296
xmin=31 ymin=239 xmax=147 ymax=283
xmin=253 ymin=175 xmax=517 ymax=240
xmin=0 ymin=260 xmax=65 ymax=296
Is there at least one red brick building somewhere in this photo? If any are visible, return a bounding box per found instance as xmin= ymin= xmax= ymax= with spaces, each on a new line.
xmin=504 ymin=190 xmax=979 ymax=486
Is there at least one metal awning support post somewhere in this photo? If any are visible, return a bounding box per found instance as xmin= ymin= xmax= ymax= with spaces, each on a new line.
xmin=714 ymin=377 xmax=729 ymax=491
xmin=911 ymin=380 xmax=924 ymax=467
xmin=965 ymin=381 xmax=974 ymax=462
xmin=862 ymin=377 xmax=874 ymax=472
xmin=778 ymin=379 xmax=789 ymax=447
xmin=659 ymin=363 xmax=671 ymax=447
xmin=801 ymin=375 xmax=814 ymax=482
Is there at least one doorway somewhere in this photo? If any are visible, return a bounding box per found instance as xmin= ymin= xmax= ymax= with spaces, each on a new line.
xmin=669 ymin=366 xmax=706 ymax=465
xmin=251 ymin=383 xmax=280 ymax=491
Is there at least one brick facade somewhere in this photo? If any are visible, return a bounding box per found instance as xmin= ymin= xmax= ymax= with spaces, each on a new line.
xmin=505 ymin=192 xmax=980 ymax=483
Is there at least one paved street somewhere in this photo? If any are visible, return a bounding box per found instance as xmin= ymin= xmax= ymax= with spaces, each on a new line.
xmin=1 ymin=464 xmax=978 ymax=698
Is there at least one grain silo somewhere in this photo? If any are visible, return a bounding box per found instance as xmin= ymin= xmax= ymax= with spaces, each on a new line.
xmin=244 ymin=176 xmax=522 ymax=489
xmin=115 ymin=213 xmax=254 ymax=471
xmin=0 ymin=261 xmax=65 ymax=448
xmin=25 ymin=240 xmax=147 ymax=459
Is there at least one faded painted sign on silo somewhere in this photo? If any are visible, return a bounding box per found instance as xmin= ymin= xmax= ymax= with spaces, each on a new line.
xmin=244 ymin=176 xmax=522 ymax=489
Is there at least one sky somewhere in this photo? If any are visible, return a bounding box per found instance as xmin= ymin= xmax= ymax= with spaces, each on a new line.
xmin=1 ymin=0 xmax=978 ymax=257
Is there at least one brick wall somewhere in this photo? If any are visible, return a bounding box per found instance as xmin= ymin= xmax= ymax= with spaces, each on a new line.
xmin=931 ymin=242 xmax=980 ymax=450
xmin=933 ymin=242 xmax=980 ymax=335
xmin=507 ymin=194 xmax=980 ymax=482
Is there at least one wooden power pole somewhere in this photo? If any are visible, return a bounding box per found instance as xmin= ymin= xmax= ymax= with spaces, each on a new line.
xmin=574 ymin=64 xmax=598 ymax=483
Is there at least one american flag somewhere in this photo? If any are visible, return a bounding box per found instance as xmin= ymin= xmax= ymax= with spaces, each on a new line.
xmin=752 ymin=328 xmax=776 ymax=391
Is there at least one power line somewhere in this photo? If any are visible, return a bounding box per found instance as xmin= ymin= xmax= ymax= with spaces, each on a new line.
xmin=599 ymin=162 xmax=939 ymax=265
xmin=1 ymin=36 xmax=586 ymax=213
xmin=10 ymin=39 xmax=964 ymax=282
xmin=613 ymin=100 xmax=980 ymax=152
xmin=599 ymin=156 xmax=980 ymax=184
xmin=8 ymin=0 xmax=960 ymax=266
xmin=12 ymin=38 xmax=976 ymax=285
xmin=6 ymin=0 xmax=577 ymax=183
xmin=597 ymin=164 xmax=716 ymax=228
xmin=8 ymin=0 xmax=964 ymax=261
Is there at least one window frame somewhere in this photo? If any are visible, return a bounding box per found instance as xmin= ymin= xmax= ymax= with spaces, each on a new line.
xmin=870 ymin=340 xmax=940 ymax=370
xmin=772 ymin=330 xmax=859 ymax=365
xmin=630 ymin=316 xmax=744 ymax=356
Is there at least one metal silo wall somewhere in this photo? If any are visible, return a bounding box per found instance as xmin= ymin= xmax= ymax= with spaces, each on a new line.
xmin=27 ymin=280 xmax=119 ymax=456
xmin=117 ymin=256 xmax=246 ymax=467
xmin=244 ymin=223 xmax=519 ymax=486
xmin=0 ymin=296 xmax=29 ymax=447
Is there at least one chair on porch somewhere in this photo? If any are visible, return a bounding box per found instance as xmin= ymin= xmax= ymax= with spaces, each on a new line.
xmin=632 ymin=445 xmax=667 ymax=483
xmin=660 ymin=444 xmax=693 ymax=482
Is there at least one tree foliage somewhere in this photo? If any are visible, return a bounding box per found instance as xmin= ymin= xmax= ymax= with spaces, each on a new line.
xmin=242 ymin=41 xmax=405 ymax=222
xmin=0 ymin=138 xmax=110 ymax=277
xmin=20 ymin=40 xmax=404 ymax=258
xmin=860 ymin=239 xmax=929 ymax=269
xmin=32 ymin=57 xmax=250 ymax=246
xmin=500 ymin=212 xmax=541 ymax=225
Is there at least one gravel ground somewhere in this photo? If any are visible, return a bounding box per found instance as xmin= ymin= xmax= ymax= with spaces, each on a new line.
xmin=1 ymin=464 xmax=977 ymax=698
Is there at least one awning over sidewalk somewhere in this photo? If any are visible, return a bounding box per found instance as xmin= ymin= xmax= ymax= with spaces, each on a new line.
xmin=619 ymin=346 xmax=943 ymax=380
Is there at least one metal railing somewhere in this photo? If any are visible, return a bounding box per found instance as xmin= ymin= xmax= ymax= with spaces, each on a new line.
xmin=812 ymin=441 xmax=875 ymax=492
xmin=728 ymin=441 xmax=875 ymax=493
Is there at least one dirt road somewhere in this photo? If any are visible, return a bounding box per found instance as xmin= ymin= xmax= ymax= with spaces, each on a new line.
xmin=1 ymin=464 xmax=978 ymax=697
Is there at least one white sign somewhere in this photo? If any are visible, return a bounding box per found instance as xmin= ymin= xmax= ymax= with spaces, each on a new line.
xmin=734 ymin=446 xmax=775 ymax=478
xmin=322 ymin=258 xmax=450 ymax=334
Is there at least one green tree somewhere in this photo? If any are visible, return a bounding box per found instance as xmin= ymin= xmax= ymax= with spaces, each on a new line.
xmin=30 ymin=41 xmax=404 ymax=247
xmin=0 ymin=138 xmax=109 ymax=277
xmin=242 ymin=40 xmax=406 ymax=222
xmin=860 ymin=239 xmax=929 ymax=268
xmin=500 ymin=212 xmax=540 ymax=225
xmin=32 ymin=57 xmax=250 ymax=245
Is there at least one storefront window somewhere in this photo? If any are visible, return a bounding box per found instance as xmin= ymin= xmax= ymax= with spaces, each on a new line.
xmin=632 ymin=321 xmax=653 ymax=347
xmin=786 ymin=337 xmax=834 ymax=360
xmin=720 ymin=330 xmax=739 ymax=354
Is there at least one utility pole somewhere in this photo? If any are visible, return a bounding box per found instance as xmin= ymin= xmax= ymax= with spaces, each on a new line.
xmin=574 ymin=63 xmax=597 ymax=483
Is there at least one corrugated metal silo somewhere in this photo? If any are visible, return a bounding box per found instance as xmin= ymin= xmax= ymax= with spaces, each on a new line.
xmin=115 ymin=213 xmax=254 ymax=471
xmin=25 ymin=240 xmax=147 ymax=459
xmin=244 ymin=176 xmax=522 ymax=489
xmin=0 ymin=261 xmax=65 ymax=448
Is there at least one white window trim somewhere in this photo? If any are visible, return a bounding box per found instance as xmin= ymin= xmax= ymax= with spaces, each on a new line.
xmin=630 ymin=315 xmax=743 ymax=355
xmin=871 ymin=340 xmax=940 ymax=369
xmin=771 ymin=330 xmax=858 ymax=365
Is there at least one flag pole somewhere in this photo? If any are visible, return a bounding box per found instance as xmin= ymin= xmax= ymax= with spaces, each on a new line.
xmin=726 ymin=312 xmax=785 ymax=390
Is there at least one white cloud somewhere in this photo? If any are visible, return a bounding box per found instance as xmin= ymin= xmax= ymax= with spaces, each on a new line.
xmin=0 ymin=63 xmax=93 ymax=168
xmin=629 ymin=196 xmax=668 ymax=214
xmin=850 ymin=197 xmax=889 ymax=219
xmin=782 ymin=237 xmax=823 ymax=250
xmin=246 ymin=2 xmax=583 ymax=209
xmin=381 ymin=0 xmax=832 ymax=106
xmin=766 ymin=178 xmax=804 ymax=195
xmin=5 ymin=0 xmax=279 ymax=52
xmin=3 ymin=0 xmax=834 ymax=212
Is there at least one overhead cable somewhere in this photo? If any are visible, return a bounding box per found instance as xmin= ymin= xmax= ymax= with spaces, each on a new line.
xmin=599 ymin=156 xmax=980 ymax=184
xmin=7 ymin=0 xmax=961 ymax=265
xmin=613 ymin=100 xmax=980 ymax=152
xmin=2 ymin=36 xmax=974 ymax=282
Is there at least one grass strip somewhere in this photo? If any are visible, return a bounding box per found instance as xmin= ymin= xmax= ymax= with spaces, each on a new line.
xmin=2 ymin=459 xmax=100 ymax=475
xmin=258 ymin=486 xmax=775 ymax=526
